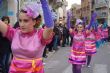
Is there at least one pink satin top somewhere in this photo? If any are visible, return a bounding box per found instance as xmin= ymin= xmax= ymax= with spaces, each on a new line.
xmin=6 ymin=26 xmax=52 ymax=59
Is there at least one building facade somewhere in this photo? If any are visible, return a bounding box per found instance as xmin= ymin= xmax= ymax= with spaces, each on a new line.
xmin=81 ymin=0 xmax=92 ymax=24
xmin=71 ymin=4 xmax=81 ymax=19
xmin=49 ymin=0 xmax=68 ymax=23
xmin=94 ymin=0 xmax=110 ymax=26
xmin=95 ymin=0 xmax=108 ymax=23
xmin=0 ymin=0 xmax=68 ymax=26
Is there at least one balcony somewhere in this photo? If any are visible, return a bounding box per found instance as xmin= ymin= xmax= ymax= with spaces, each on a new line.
xmin=56 ymin=0 xmax=63 ymax=3
xmin=48 ymin=0 xmax=63 ymax=9
xmin=95 ymin=2 xmax=107 ymax=8
xmin=96 ymin=11 xmax=108 ymax=18
xmin=56 ymin=0 xmax=63 ymax=7
xmin=62 ymin=0 xmax=68 ymax=6
xmin=48 ymin=0 xmax=54 ymax=4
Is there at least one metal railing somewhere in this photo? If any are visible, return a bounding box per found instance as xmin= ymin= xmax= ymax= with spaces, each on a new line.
xmin=95 ymin=2 xmax=107 ymax=8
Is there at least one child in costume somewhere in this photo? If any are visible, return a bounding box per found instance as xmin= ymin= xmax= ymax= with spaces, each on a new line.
xmin=85 ymin=27 xmax=97 ymax=67
xmin=68 ymin=18 xmax=97 ymax=73
xmin=69 ymin=19 xmax=86 ymax=73
xmin=85 ymin=12 xmax=97 ymax=67
xmin=0 ymin=0 xmax=54 ymax=73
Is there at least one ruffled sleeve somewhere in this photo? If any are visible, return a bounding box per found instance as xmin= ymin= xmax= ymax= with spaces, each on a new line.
xmin=38 ymin=28 xmax=54 ymax=45
xmin=5 ymin=25 xmax=16 ymax=41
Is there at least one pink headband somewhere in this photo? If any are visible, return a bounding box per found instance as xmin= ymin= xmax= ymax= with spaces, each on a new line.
xmin=21 ymin=4 xmax=39 ymax=18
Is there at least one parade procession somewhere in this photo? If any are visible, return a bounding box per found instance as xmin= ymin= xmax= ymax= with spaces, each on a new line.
xmin=0 ymin=0 xmax=110 ymax=73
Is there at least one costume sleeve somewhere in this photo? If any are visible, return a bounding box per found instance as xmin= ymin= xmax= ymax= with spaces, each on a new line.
xmin=5 ymin=26 xmax=16 ymax=41
xmin=69 ymin=29 xmax=75 ymax=36
xmin=38 ymin=29 xmax=54 ymax=45
xmin=94 ymin=28 xmax=101 ymax=41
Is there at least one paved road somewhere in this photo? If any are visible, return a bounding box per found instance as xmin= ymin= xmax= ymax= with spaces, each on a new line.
xmin=44 ymin=43 xmax=110 ymax=73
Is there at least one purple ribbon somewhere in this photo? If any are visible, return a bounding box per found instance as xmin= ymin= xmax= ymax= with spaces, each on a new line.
xmin=87 ymin=12 xmax=97 ymax=30
xmin=83 ymin=17 xmax=87 ymax=25
xmin=67 ymin=11 xmax=71 ymax=29
xmin=41 ymin=0 xmax=54 ymax=28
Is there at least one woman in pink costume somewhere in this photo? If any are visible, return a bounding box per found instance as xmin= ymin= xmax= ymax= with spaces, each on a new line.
xmin=85 ymin=27 xmax=97 ymax=67
xmin=0 ymin=2 xmax=54 ymax=73
xmin=69 ymin=19 xmax=86 ymax=73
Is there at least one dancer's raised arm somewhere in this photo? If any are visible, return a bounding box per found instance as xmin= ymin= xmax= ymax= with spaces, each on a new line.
xmin=41 ymin=0 xmax=54 ymax=40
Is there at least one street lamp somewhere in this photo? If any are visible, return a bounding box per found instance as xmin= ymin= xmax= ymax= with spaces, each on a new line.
xmin=17 ymin=0 xmax=19 ymax=21
xmin=104 ymin=0 xmax=110 ymax=26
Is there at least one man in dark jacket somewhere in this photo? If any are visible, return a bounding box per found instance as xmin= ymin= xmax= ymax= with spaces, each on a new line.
xmin=53 ymin=25 xmax=60 ymax=50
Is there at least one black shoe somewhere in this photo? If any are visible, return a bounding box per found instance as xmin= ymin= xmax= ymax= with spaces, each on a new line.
xmin=43 ymin=55 xmax=48 ymax=58
xmin=49 ymin=50 xmax=53 ymax=52
xmin=62 ymin=45 xmax=65 ymax=47
xmin=53 ymin=48 xmax=59 ymax=51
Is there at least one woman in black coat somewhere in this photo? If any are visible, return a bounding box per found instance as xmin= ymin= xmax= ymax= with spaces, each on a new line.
xmin=0 ymin=16 xmax=11 ymax=73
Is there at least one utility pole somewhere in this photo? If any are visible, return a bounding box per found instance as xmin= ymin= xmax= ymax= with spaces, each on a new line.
xmin=105 ymin=0 xmax=110 ymax=26
xmin=17 ymin=0 xmax=19 ymax=21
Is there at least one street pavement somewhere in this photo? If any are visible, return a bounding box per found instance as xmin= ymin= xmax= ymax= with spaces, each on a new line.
xmin=44 ymin=42 xmax=110 ymax=73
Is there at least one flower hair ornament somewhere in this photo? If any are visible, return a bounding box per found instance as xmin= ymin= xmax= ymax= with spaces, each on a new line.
xmin=76 ymin=19 xmax=83 ymax=25
xmin=21 ymin=4 xmax=40 ymax=18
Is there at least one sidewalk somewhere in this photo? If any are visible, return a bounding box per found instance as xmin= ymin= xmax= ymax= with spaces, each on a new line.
xmin=43 ymin=46 xmax=62 ymax=61
xmin=43 ymin=50 xmax=56 ymax=61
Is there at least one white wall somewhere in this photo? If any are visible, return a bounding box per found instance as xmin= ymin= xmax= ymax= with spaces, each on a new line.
xmin=62 ymin=5 xmax=67 ymax=23
xmin=8 ymin=0 xmax=17 ymax=25
xmin=57 ymin=7 xmax=64 ymax=22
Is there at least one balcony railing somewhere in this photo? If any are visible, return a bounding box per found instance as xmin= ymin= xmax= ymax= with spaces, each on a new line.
xmin=62 ymin=0 xmax=68 ymax=6
xmin=56 ymin=0 xmax=63 ymax=3
xmin=96 ymin=11 xmax=108 ymax=18
xmin=95 ymin=2 xmax=107 ymax=8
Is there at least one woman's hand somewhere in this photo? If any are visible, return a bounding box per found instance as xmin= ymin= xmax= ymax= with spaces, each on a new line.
xmin=43 ymin=27 xmax=53 ymax=40
xmin=0 ymin=20 xmax=8 ymax=36
xmin=69 ymin=28 xmax=73 ymax=33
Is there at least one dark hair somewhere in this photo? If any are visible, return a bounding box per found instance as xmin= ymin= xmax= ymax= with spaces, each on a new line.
xmin=20 ymin=9 xmax=27 ymax=13
xmin=1 ymin=16 xmax=10 ymax=23
xmin=34 ymin=14 xmax=42 ymax=28
xmin=36 ymin=14 xmax=41 ymax=20
xmin=42 ymin=24 xmax=45 ymax=28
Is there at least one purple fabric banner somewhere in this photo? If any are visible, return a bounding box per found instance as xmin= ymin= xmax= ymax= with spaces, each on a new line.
xmin=41 ymin=0 xmax=54 ymax=28
xmin=87 ymin=11 xmax=97 ymax=30
xmin=67 ymin=11 xmax=71 ymax=29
